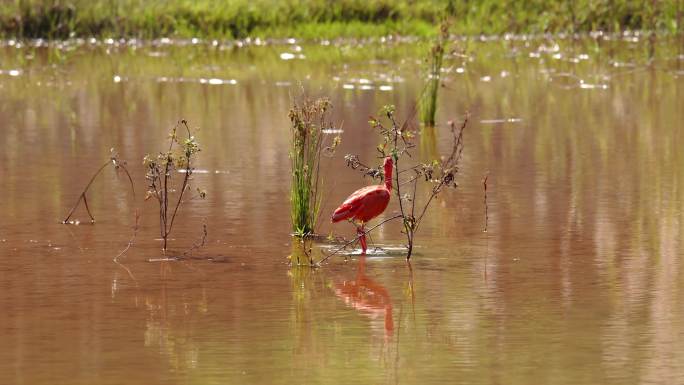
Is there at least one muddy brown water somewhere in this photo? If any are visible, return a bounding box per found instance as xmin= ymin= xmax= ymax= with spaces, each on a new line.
xmin=1 ymin=36 xmax=684 ymax=385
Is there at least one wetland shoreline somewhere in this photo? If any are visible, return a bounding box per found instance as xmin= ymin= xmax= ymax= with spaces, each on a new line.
xmin=1 ymin=0 xmax=680 ymax=40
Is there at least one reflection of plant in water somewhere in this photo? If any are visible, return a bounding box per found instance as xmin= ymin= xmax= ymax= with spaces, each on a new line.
xmin=289 ymin=96 xmax=340 ymax=238
xmin=323 ymin=106 xmax=467 ymax=261
xmin=143 ymin=264 xmax=208 ymax=371
xmin=291 ymin=235 xmax=316 ymax=266
xmin=144 ymin=120 xmax=206 ymax=253
xmin=287 ymin=263 xmax=331 ymax=370
xmin=420 ymin=124 xmax=439 ymax=162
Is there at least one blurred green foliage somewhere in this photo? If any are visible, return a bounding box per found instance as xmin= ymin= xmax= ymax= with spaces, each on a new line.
xmin=0 ymin=0 xmax=681 ymax=39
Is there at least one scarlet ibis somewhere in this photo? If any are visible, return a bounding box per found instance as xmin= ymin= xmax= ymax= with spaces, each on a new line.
xmin=332 ymin=156 xmax=393 ymax=253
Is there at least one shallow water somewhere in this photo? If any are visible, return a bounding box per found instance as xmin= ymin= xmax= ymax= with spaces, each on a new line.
xmin=1 ymin=36 xmax=684 ymax=385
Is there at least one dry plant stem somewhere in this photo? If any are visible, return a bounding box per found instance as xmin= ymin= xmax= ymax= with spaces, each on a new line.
xmin=111 ymin=162 xmax=139 ymax=260
xmin=167 ymin=121 xmax=193 ymax=236
xmin=63 ymin=152 xmax=138 ymax=226
xmin=180 ymin=222 xmax=208 ymax=259
xmin=62 ymin=151 xmax=139 ymax=278
xmin=62 ymin=159 xmax=111 ymax=223
xmin=113 ymin=208 xmax=139 ymax=283
xmin=110 ymin=162 xmax=140 ymax=280
xmin=389 ymin=113 xmax=414 ymax=258
xmin=113 ymin=210 xmax=140 ymax=259
xmin=378 ymin=110 xmax=416 ymax=259
xmin=413 ymin=116 xmax=467 ymax=234
xmin=482 ymin=175 xmax=489 ymax=233
xmin=145 ymin=120 xmax=202 ymax=253
xmin=482 ymin=174 xmax=489 ymax=280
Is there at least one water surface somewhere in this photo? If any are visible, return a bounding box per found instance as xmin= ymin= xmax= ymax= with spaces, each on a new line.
xmin=1 ymin=36 xmax=684 ymax=385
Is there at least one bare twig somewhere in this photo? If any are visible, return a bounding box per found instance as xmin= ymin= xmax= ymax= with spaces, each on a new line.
xmin=482 ymin=174 xmax=489 ymax=233
xmin=482 ymin=173 xmax=489 ymax=280
xmin=413 ymin=116 xmax=468 ymax=232
xmin=113 ymin=208 xmax=139 ymax=283
xmin=63 ymin=149 xmax=139 ymax=226
xmin=62 ymin=159 xmax=111 ymax=224
xmin=180 ymin=221 xmax=208 ymax=259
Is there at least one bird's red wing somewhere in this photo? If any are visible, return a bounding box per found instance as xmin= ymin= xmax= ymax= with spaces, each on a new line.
xmin=354 ymin=188 xmax=390 ymax=222
xmin=332 ymin=186 xmax=390 ymax=223
xmin=331 ymin=186 xmax=377 ymax=223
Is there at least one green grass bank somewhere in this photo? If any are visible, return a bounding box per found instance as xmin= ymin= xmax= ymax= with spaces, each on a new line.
xmin=1 ymin=0 xmax=682 ymax=40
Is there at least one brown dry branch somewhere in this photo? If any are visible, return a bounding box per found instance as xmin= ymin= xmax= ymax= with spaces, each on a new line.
xmin=180 ymin=221 xmax=208 ymax=259
xmin=482 ymin=174 xmax=489 ymax=233
xmin=62 ymin=148 xmax=135 ymax=224
xmin=113 ymin=207 xmax=140 ymax=282
xmin=61 ymin=149 xmax=140 ymax=277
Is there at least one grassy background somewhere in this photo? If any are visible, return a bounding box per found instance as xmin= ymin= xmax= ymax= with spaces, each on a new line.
xmin=0 ymin=0 xmax=681 ymax=39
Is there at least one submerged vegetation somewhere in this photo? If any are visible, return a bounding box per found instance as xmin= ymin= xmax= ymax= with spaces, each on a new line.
xmin=1 ymin=0 xmax=681 ymax=40
xmin=289 ymin=96 xmax=338 ymax=238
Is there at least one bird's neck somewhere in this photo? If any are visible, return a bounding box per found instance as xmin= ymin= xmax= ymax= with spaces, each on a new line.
xmin=384 ymin=163 xmax=393 ymax=192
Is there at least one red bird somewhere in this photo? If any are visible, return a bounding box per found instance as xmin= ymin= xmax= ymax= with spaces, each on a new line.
xmin=332 ymin=156 xmax=393 ymax=254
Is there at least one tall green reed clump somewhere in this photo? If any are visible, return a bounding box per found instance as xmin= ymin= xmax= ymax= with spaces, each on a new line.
xmin=419 ymin=19 xmax=450 ymax=127
xmin=289 ymin=97 xmax=338 ymax=237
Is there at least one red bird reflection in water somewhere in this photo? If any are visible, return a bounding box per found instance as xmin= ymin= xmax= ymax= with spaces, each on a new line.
xmin=334 ymin=256 xmax=394 ymax=336
xmin=332 ymin=156 xmax=393 ymax=254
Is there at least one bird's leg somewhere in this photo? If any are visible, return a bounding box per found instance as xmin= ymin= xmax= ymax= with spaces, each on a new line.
xmin=358 ymin=222 xmax=367 ymax=254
